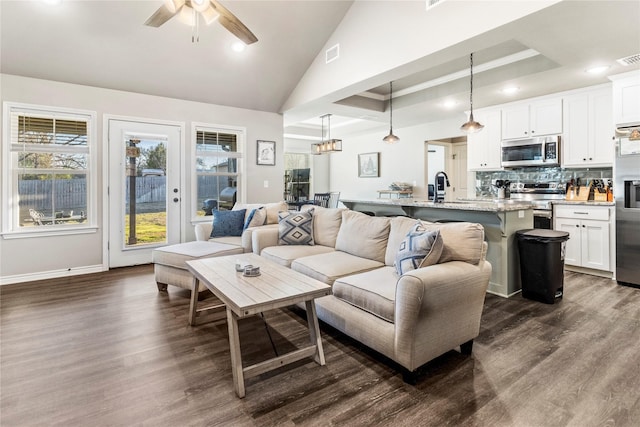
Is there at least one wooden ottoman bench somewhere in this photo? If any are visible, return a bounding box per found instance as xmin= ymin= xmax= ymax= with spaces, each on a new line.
xmin=152 ymin=241 xmax=244 ymax=294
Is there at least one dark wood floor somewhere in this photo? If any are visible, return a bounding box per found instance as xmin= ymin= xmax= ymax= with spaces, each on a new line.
xmin=1 ymin=266 xmax=639 ymax=426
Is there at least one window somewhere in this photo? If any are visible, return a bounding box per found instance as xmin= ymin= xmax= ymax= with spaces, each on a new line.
xmin=193 ymin=124 xmax=244 ymax=217
xmin=2 ymin=103 xmax=96 ymax=234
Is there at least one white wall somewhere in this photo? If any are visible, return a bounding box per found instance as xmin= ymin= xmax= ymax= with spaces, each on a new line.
xmin=330 ymin=118 xmax=464 ymax=200
xmin=0 ymin=74 xmax=283 ymax=284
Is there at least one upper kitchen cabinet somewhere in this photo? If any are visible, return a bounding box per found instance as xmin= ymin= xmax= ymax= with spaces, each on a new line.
xmin=562 ymin=86 xmax=614 ymax=167
xmin=501 ymin=98 xmax=563 ymax=140
xmin=467 ymin=109 xmax=502 ymax=171
xmin=610 ymin=70 xmax=640 ymax=125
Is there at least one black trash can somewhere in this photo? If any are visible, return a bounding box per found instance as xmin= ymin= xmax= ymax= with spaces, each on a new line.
xmin=516 ymin=229 xmax=570 ymax=304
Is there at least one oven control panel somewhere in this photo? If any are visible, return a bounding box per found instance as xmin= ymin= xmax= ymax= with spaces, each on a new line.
xmin=510 ymin=182 xmax=562 ymax=193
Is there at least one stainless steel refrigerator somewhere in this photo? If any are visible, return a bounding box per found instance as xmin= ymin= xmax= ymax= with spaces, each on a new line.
xmin=615 ymin=123 xmax=640 ymax=287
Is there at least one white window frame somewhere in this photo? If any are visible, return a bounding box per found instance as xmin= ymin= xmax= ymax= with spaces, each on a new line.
xmin=1 ymin=102 xmax=98 ymax=239
xmin=191 ymin=122 xmax=246 ymax=223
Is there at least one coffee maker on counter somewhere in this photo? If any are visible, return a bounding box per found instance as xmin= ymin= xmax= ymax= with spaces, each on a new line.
xmin=434 ymin=171 xmax=450 ymax=203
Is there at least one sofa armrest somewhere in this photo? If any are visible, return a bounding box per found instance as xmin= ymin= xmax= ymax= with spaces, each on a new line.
xmin=242 ymin=223 xmax=279 ymax=253
xmin=393 ymin=260 xmax=492 ymax=370
xmin=251 ymin=226 xmax=279 ymax=254
xmin=195 ymin=222 xmax=213 ymax=241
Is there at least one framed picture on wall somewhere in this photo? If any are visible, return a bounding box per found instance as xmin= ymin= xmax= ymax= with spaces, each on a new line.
xmin=256 ymin=140 xmax=276 ymax=165
xmin=358 ymin=152 xmax=380 ymax=177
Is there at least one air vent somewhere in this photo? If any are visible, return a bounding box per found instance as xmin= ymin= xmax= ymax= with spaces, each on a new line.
xmin=326 ymin=44 xmax=339 ymax=64
xmin=426 ymin=0 xmax=445 ymax=10
xmin=617 ymin=53 xmax=640 ymax=66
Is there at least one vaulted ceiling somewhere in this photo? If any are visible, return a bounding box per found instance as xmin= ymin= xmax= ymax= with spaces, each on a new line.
xmin=2 ymin=1 xmax=639 ymax=139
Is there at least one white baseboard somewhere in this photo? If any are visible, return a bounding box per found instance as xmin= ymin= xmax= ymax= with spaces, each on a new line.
xmin=0 ymin=265 xmax=107 ymax=286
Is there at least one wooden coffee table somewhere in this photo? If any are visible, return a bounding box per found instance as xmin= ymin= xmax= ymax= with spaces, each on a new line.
xmin=185 ymin=253 xmax=331 ymax=398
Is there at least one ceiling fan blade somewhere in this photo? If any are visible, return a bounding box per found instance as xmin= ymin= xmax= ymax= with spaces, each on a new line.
xmin=210 ymin=0 xmax=258 ymax=45
xmin=144 ymin=5 xmax=178 ymax=28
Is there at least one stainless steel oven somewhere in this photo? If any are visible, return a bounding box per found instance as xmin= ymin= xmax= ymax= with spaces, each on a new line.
xmin=510 ymin=182 xmax=565 ymax=229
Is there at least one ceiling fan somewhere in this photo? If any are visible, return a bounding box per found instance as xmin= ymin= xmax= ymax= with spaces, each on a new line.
xmin=144 ymin=0 xmax=258 ymax=45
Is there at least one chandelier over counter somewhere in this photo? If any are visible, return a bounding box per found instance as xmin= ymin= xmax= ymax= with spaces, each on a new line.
xmin=311 ymin=114 xmax=342 ymax=155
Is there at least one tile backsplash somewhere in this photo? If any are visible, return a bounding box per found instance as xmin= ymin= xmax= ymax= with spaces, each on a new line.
xmin=475 ymin=166 xmax=612 ymax=197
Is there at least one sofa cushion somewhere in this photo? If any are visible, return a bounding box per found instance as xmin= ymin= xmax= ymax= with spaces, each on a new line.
xmin=335 ymin=210 xmax=390 ymax=263
xmin=244 ymin=207 xmax=266 ymax=230
xmin=421 ymin=222 xmax=485 ymax=265
xmin=211 ymin=209 xmax=246 ymax=238
xmin=394 ymin=224 xmax=443 ymax=275
xmin=278 ymin=209 xmax=315 ymax=245
xmin=261 ymin=245 xmax=335 ymax=267
xmin=333 ymin=267 xmax=398 ymax=323
xmin=301 ymin=205 xmax=344 ymax=247
xmin=291 ymin=251 xmax=384 ymax=285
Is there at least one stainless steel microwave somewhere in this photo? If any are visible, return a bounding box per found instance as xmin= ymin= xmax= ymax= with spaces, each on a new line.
xmin=501 ymin=135 xmax=560 ymax=167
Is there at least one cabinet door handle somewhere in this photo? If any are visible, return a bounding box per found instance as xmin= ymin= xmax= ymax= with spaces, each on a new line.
xmin=574 ymin=212 xmax=589 ymax=215
xmin=575 ymin=224 xmax=580 ymax=227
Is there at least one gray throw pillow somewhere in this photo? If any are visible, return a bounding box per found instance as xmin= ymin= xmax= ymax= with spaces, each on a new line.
xmin=278 ymin=209 xmax=315 ymax=245
xmin=395 ymin=223 xmax=443 ymax=275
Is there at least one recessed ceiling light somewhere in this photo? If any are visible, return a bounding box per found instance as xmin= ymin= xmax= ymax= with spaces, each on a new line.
xmin=232 ymin=42 xmax=246 ymax=52
xmin=501 ymin=86 xmax=520 ymax=95
xmin=42 ymin=0 xmax=62 ymax=4
xmin=585 ymin=65 xmax=610 ymax=74
xmin=442 ymin=100 xmax=458 ymax=109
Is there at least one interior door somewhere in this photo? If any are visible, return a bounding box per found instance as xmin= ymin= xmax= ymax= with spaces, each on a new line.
xmin=450 ymin=143 xmax=468 ymax=201
xmin=108 ymin=119 xmax=182 ymax=268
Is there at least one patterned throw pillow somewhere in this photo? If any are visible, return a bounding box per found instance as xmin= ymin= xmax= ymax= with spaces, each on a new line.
xmin=244 ymin=207 xmax=267 ymax=230
xmin=394 ymin=223 xmax=443 ymax=275
xmin=210 ymin=209 xmax=246 ymax=238
xmin=278 ymin=208 xmax=315 ymax=245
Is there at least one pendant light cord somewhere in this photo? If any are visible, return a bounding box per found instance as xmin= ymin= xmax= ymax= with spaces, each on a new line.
xmin=389 ymin=81 xmax=394 ymax=132
xmin=469 ymin=53 xmax=474 ymax=115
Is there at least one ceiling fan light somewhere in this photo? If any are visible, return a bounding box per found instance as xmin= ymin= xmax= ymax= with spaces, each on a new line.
xmin=201 ymin=6 xmax=220 ymax=25
xmin=178 ymin=4 xmax=196 ymax=26
xmin=191 ymin=0 xmax=210 ymax=13
xmin=164 ymin=0 xmax=185 ymax=13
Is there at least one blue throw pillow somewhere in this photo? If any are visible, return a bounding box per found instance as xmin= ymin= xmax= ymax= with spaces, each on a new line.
xmin=210 ymin=209 xmax=246 ymax=238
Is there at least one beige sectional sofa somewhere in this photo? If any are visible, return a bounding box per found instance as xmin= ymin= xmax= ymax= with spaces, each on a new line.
xmin=251 ymin=206 xmax=492 ymax=380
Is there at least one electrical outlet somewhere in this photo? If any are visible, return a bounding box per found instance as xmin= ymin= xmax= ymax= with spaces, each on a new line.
xmin=263 ymin=180 xmax=269 ymax=188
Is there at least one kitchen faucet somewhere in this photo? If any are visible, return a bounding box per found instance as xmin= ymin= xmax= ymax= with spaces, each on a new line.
xmin=434 ymin=171 xmax=450 ymax=203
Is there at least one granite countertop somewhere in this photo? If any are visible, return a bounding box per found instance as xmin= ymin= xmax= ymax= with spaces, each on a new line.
xmin=340 ymin=198 xmax=534 ymax=213
xmin=552 ymin=200 xmax=615 ymax=206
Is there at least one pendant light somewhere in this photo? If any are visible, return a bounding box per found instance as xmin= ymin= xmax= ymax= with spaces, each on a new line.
xmin=383 ymin=81 xmax=400 ymax=144
xmin=460 ymin=53 xmax=484 ymax=134
xmin=311 ymin=114 xmax=342 ymax=154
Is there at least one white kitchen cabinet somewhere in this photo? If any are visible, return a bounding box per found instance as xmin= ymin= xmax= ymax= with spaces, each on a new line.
xmin=554 ymin=205 xmax=611 ymax=272
xmin=502 ymin=98 xmax=563 ymax=140
xmin=610 ymin=70 xmax=640 ymax=125
xmin=562 ymin=86 xmax=613 ymax=167
xmin=467 ymin=109 xmax=502 ymax=170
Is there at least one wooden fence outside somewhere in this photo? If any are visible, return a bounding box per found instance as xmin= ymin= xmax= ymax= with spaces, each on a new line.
xmin=19 ymin=176 xmax=229 ymax=216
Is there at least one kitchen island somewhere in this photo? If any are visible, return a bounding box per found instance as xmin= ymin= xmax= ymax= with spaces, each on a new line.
xmin=340 ymin=198 xmax=534 ymax=298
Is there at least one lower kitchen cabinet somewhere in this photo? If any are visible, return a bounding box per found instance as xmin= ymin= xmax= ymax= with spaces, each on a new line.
xmin=554 ymin=205 xmax=612 ymax=272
